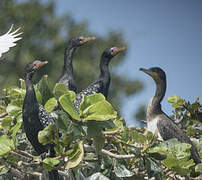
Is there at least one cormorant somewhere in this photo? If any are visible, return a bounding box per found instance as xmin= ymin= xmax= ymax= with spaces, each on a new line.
xmin=74 ymin=47 xmax=125 ymax=111
xmin=140 ymin=67 xmax=201 ymax=164
xmin=0 ymin=24 xmax=22 ymax=58
xmin=23 ymin=60 xmax=59 ymax=179
xmin=58 ymin=36 xmax=96 ymax=92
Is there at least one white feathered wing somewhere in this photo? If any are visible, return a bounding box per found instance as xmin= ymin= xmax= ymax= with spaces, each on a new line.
xmin=0 ymin=25 xmax=22 ymax=58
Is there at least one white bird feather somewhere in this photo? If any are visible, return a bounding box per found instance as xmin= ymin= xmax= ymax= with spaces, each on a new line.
xmin=0 ymin=24 xmax=22 ymax=58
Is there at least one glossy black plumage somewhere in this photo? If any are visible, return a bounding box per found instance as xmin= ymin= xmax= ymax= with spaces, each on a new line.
xmin=58 ymin=36 xmax=96 ymax=93
xmin=74 ymin=47 xmax=125 ymax=111
xmin=22 ymin=60 xmax=59 ymax=179
xmin=140 ymin=67 xmax=201 ymax=164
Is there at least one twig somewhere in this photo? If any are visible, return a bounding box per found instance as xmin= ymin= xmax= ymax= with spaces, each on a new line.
xmin=103 ymin=129 xmax=122 ymax=135
xmin=0 ymin=112 xmax=8 ymax=118
xmin=15 ymin=150 xmax=35 ymax=159
xmin=10 ymin=167 xmax=25 ymax=179
xmin=101 ymin=149 xmax=136 ymax=159
xmin=103 ymin=125 xmax=144 ymax=136
xmin=25 ymin=171 xmax=42 ymax=177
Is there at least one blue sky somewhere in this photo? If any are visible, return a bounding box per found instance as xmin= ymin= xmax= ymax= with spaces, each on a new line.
xmin=55 ymin=0 xmax=202 ymax=126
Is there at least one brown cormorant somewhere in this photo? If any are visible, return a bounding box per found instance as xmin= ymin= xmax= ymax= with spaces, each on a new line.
xmin=140 ymin=67 xmax=201 ymax=164
xmin=22 ymin=60 xmax=59 ymax=179
xmin=74 ymin=47 xmax=125 ymax=111
xmin=58 ymin=36 xmax=96 ymax=92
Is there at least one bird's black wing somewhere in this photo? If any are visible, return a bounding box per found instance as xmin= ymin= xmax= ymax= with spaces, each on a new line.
xmin=73 ymin=80 xmax=103 ymax=111
xmin=38 ymin=104 xmax=54 ymax=128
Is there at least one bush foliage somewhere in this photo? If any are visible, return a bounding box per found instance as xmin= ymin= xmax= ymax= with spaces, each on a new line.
xmin=0 ymin=77 xmax=201 ymax=179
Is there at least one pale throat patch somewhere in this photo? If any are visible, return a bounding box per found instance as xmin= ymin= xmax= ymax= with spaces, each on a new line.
xmin=147 ymin=117 xmax=163 ymax=140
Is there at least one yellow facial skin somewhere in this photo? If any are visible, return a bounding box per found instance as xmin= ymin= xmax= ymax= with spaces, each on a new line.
xmin=151 ymin=72 xmax=158 ymax=80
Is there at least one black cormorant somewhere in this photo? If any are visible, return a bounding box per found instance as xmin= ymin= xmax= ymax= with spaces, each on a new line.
xmin=74 ymin=47 xmax=125 ymax=111
xmin=22 ymin=60 xmax=59 ymax=179
xmin=140 ymin=67 xmax=201 ymax=164
xmin=58 ymin=36 xmax=96 ymax=92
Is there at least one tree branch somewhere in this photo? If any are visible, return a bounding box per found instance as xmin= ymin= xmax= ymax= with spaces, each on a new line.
xmin=0 ymin=112 xmax=8 ymax=118
xmin=101 ymin=149 xmax=136 ymax=159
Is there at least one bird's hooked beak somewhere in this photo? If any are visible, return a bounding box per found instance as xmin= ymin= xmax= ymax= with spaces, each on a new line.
xmin=34 ymin=61 xmax=48 ymax=70
xmin=82 ymin=36 xmax=96 ymax=44
xmin=111 ymin=47 xmax=126 ymax=56
xmin=139 ymin=68 xmax=158 ymax=79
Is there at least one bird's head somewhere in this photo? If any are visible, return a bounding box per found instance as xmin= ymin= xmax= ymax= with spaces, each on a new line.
xmin=24 ymin=60 xmax=48 ymax=75
xmin=139 ymin=67 xmax=166 ymax=83
xmin=70 ymin=36 xmax=96 ymax=47
xmin=102 ymin=47 xmax=126 ymax=61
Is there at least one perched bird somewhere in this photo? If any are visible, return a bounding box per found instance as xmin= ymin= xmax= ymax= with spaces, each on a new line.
xmin=0 ymin=25 xmax=22 ymax=58
xmin=74 ymin=47 xmax=125 ymax=111
xmin=58 ymin=36 xmax=96 ymax=92
xmin=22 ymin=60 xmax=58 ymax=180
xmin=140 ymin=67 xmax=201 ymax=164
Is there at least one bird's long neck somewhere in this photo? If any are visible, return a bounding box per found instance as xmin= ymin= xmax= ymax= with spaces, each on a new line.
xmin=61 ymin=46 xmax=77 ymax=78
xmin=147 ymin=79 xmax=166 ymax=118
xmin=99 ymin=56 xmax=111 ymax=91
xmin=24 ymin=73 xmax=37 ymax=103
xmin=99 ymin=55 xmax=110 ymax=81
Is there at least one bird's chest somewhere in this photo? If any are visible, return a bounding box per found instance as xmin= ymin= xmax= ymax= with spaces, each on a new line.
xmin=147 ymin=117 xmax=163 ymax=140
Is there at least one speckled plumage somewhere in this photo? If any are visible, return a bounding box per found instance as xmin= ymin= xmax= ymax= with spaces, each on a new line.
xmin=74 ymin=81 xmax=102 ymax=111
xmin=39 ymin=104 xmax=54 ymax=127
xmin=141 ymin=67 xmax=201 ymax=164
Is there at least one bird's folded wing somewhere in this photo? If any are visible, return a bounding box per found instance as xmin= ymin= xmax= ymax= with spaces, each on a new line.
xmin=0 ymin=25 xmax=22 ymax=58
xmin=38 ymin=104 xmax=54 ymax=128
xmin=157 ymin=114 xmax=192 ymax=144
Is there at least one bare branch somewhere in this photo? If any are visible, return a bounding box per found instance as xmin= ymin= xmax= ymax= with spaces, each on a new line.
xmin=10 ymin=167 xmax=25 ymax=179
xmin=101 ymin=149 xmax=136 ymax=159
xmin=0 ymin=112 xmax=8 ymax=118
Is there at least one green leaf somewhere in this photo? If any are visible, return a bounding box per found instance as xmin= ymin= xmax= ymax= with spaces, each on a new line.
xmin=0 ymin=135 xmax=14 ymax=156
xmin=54 ymin=83 xmax=76 ymax=101
xmin=149 ymin=138 xmax=195 ymax=175
xmin=0 ymin=165 xmax=9 ymax=175
xmin=59 ymin=94 xmax=80 ymax=121
xmin=1 ymin=116 xmax=12 ymax=131
xmin=38 ymin=124 xmax=58 ymax=145
xmin=11 ymin=121 xmax=22 ymax=145
xmin=168 ymin=95 xmax=185 ymax=108
xmin=44 ymin=97 xmax=57 ymax=113
xmin=195 ymin=163 xmax=202 ymax=173
xmin=79 ymin=93 xmax=105 ymax=113
xmin=113 ymin=159 xmax=134 ymax=177
xmin=37 ymin=75 xmax=53 ymax=105
xmin=87 ymin=121 xmax=105 ymax=152
xmin=54 ymin=110 xmax=72 ymax=131
xmin=6 ymin=104 xmax=21 ymax=116
xmin=43 ymin=157 xmax=60 ymax=171
xmin=81 ymin=100 xmax=117 ymax=121
xmin=146 ymin=158 xmax=163 ymax=179
xmin=65 ymin=141 xmax=84 ymax=169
